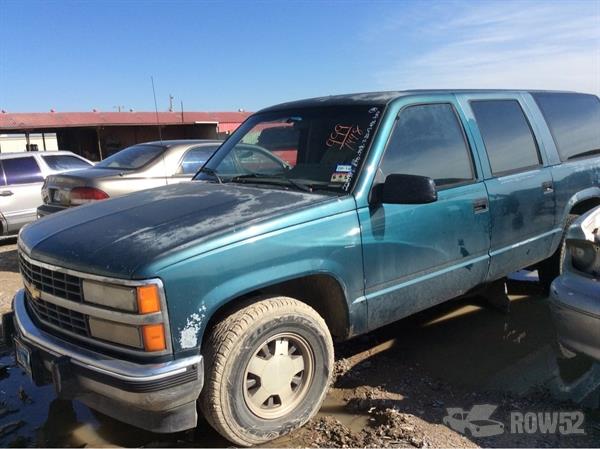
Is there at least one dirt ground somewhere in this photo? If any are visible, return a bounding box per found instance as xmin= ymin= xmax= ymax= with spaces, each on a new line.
xmin=0 ymin=238 xmax=598 ymax=447
xmin=0 ymin=239 xmax=19 ymax=317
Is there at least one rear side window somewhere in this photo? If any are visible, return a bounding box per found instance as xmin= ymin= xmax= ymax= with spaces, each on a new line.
xmin=471 ymin=100 xmax=540 ymax=176
xmin=178 ymin=146 xmax=219 ymax=175
xmin=42 ymin=155 xmax=92 ymax=171
xmin=2 ymin=157 xmax=43 ymax=185
xmin=380 ymin=103 xmax=474 ymax=187
xmin=533 ymin=93 xmax=600 ymax=161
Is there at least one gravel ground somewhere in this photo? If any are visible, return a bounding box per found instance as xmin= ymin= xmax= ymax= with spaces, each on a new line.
xmin=0 ymin=240 xmax=599 ymax=447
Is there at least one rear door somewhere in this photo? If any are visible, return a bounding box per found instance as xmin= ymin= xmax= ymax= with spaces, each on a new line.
xmin=359 ymin=98 xmax=491 ymax=329
xmin=457 ymin=94 xmax=556 ymax=280
xmin=0 ymin=156 xmax=45 ymax=232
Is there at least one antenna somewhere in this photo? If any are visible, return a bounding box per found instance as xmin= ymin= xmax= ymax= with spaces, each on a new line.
xmin=151 ymin=76 xmax=163 ymax=143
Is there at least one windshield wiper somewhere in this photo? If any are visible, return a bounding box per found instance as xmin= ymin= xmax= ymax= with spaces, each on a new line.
xmin=229 ymin=173 xmax=312 ymax=192
xmin=199 ymin=166 xmax=222 ymax=184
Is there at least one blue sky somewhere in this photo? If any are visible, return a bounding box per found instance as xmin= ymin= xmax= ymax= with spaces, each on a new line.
xmin=1 ymin=0 xmax=598 ymax=112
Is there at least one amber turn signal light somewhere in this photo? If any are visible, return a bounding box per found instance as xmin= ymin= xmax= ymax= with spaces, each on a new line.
xmin=137 ymin=285 xmax=161 ymax=314
xmin=142 ymin=324 xmax=166 ymax=351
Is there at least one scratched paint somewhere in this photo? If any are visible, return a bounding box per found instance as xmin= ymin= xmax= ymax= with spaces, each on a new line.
xmin=179 ymin=304 xmax=207 ymax=349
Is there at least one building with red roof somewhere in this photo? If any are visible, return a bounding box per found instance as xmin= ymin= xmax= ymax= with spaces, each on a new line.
xmin=0 ymin=111 xmax=250 ymax=160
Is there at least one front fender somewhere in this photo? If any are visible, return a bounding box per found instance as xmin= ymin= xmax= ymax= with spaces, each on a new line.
xmin=156 ymin=210 xmax=365 ymax=352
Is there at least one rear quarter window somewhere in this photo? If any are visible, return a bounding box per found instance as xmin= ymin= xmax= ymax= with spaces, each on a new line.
xmin=533 ymin=93 xmax=600 ymax=161
xmin=2 ymin=156 xmax=44 ymax=185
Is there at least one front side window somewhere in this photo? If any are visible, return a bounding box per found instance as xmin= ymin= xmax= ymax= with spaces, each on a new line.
xmin=379 ymin=103 xmax=474 ymax=187
xmin=95 ymin=144 xmax=165 ymax=170
xmin=2 ymin=157 xmax=43 ymax=185
xmin=533 ymin=93 xmax=600 ymax=161
xmin=42 ymin=155 xmax=92 ymax=171
xmin=471 ymin=100 xmax=541 ymax=175
xmin=195 ymin=105 xmax=383 ymax=193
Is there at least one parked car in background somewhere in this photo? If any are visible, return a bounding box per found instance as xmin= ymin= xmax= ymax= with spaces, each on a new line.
xmin=9 ymin=90 xmax=600 ymax=445
xmin=37 ymin=140 xmax=290 ymax=216
xmin=37 ymin=140 xmax=222 ymax=216
xmin=0 ymin=151 xmax=93 ymax=236
xmin=550 ymin=207 xmax=600 ymax=361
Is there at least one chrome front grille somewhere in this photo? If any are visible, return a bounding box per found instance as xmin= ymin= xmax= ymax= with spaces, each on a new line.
xmin=18 ymin=250 xmax=173 ymax=357
xmin=25 ymin=290 xmax=91 ymax=337
xmin=19 ymin=254 xmax=82 ymax=302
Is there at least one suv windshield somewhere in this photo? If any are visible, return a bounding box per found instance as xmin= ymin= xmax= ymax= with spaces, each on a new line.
xmin=95 ymin=144 xmax=165 ymax=170
xmin=194 ymin=105 xmax=383 ymax=192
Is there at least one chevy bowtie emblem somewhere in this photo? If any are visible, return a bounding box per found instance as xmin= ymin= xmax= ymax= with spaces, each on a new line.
xmin=27 ymin=283 xmax=41 ymax=300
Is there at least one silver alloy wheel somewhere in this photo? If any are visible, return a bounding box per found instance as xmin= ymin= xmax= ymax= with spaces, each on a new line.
xmin=243 ymin=332 xmax=315 ymax=419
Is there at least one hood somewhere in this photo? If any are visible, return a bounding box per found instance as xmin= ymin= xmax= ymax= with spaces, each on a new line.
xmin=20 ymin=182 xmax=332 ymax=278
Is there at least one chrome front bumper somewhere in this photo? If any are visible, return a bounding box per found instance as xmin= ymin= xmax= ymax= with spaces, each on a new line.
xmin=13 ymin=289 xmax=204 ymax=432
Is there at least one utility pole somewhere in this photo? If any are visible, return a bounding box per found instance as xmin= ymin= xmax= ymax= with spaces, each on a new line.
xmin=169 ymin=94 xmax=174 ymax=112
xmin=113 ymin=105 xmax=125 ymax=112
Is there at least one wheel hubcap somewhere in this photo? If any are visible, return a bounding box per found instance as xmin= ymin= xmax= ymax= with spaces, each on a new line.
xmin=243 ymin=332 xmax=314 ymax=419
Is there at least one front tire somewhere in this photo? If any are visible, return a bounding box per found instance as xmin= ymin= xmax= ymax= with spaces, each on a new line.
xmin=200 ymin=297 xmax=334 ymax=446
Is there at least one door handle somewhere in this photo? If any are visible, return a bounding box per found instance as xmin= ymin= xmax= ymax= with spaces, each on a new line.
xmin=542 ymin=181 xmax=554 ymax=194
xmin=0 ymin=190 xmax=13 ymax=197
xmin=473 ymin=198 xmax=488 ymax=214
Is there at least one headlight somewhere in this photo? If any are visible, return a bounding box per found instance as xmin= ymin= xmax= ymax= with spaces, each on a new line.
xmin=89 ymin=317 xmax=143 ymax=348
xmin=82 ymin=280 xmax=162 ymax=314
xmin=82 ymin=280 xmax=167 ymax=351
xmin=83 ymin=280 xmax=137 ymax=311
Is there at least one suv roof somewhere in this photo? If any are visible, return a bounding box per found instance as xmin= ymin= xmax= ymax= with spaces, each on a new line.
xmin=260 ymin=89 xmax=585 ymax=112
xmin=0 ymin=150 xmax=83 ymax=159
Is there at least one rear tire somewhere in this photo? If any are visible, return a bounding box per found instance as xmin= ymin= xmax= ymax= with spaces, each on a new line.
xmin=199 ymin=297 xmax=334 ymax=446
xmin=538 ymin=214 xmax=578 ymax=293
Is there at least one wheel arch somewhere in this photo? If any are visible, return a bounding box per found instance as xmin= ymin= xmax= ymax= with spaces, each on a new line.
xmin=564 ymin=187 xmax=600 ymax=224
xmin=203 ymin=272 xmax=351 ymax=345
xmin=0 ymin=212 xmax=7 ymax=236
xmin=569 ymin=196 xmax=600 ymax=216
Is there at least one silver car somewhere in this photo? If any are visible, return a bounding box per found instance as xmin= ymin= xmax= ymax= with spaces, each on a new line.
xmin=0 ymin=151 xmax=93 ymax=236
xmin=550 ymin=206 xmax=600 ymax=361
xmin=37 ymin=140 xmax=223 ymax=216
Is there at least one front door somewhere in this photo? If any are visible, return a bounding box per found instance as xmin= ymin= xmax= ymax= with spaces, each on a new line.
xmin=359 ymin=100 xmax=491 ymax=330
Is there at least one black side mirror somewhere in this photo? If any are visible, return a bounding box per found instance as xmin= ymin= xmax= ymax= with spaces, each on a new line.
xmin=375 ymin=174 xmax=437 ymax=204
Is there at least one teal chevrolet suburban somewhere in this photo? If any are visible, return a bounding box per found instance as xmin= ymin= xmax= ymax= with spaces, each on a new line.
xmin=8 ymin=90 xmax=600 ymax=445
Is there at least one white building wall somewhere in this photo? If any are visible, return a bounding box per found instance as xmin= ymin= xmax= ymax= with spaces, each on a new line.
xmin=0 ymin=133 xmax=59 ymax=153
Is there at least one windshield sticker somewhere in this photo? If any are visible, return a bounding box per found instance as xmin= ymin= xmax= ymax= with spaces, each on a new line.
xmin=331 ymin=172 xmax=351 ymax=183
xmin=342 ymin=107 xmax=381 ymax=191
xmin=336 ymin=164 xmax=352 ymax=173
xmin=326 ymin=124 xmax=363 ymax=151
